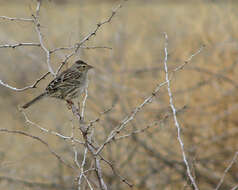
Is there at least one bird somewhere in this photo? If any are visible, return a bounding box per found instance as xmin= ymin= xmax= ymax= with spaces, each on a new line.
xmin=22 ymin=60 xmax=93 ymax=109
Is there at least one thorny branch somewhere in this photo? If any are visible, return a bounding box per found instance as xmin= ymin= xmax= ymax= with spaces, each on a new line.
xmin=95 ymin=158 xmax=108 ymax=190
xmin=32 ymin=0 xmax=54 ymax=75
xmin=100 ymin=157 xmax=133 ymax=188
xmin=0 ymin=1 xmax=216 ymax=189
xmin=70 ymin=103 xmax=108 ymax=190
xmin=0 ymin=176 xmax=66 ymax=189
xmin=0 ymin=43 xmax=40 ymax=49
xmin=21 ymin=109 xmax=84 ymax=144
xmin=95 ymin=81 xmax=168 ymax=155
xmin=50 ymin=45 xmax=112 ymax=54
xmin=81 ymin=88 xmax=88 ymax=119
xmin=0 ymin=0 xmax=122 ymax=91
xmin=0 ymin=16 xmax=33 ymax=22
xmin=172 ymin=45 xmax=205 ymax=72
xmin=115 ymin=106 xmax=187 ymax=141
xmin=0 ymin=0 xmax=128 ymax=189
xmin=70 ymin=123 xmax=93 ymax=190
xmin=94 ymin=43 xmax=204 ymax=156
xmin=56 ymin=2 xmax=124 ymax=75
xmin=0 ymin=72 xmax=50 ymax=92
xmin=0 ymin=128 xmax=73 ymax=169
xmin=78 ymin=147 xmax=88 ymax=189
xmin=215 ymin=151 xmax=238 ymax=190
xmin=87 ymin=104 xmax=116 ymax=129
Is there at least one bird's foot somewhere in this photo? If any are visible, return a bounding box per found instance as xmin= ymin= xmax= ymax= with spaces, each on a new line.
xmin=66 ymin=99 xmax=74 ymax=109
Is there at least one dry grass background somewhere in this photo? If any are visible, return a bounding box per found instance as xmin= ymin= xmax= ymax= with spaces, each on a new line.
xmin=0 ymin=0 xmax=237 ymax=190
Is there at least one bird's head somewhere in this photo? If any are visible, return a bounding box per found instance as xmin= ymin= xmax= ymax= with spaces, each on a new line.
xmin=72 ymin=60 xmax=93 ymax=72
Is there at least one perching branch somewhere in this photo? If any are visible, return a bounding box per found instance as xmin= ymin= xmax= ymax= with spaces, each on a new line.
xmin=70 ymin=103 xmax=108 ymax=190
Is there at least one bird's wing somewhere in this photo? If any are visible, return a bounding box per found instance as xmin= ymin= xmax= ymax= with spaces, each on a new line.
xmin=46 ymin=70 xmax=81 ymax=92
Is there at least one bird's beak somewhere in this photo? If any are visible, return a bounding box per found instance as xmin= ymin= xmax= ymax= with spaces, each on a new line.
xmin=88 ymin=65 xmax=94 ymax=69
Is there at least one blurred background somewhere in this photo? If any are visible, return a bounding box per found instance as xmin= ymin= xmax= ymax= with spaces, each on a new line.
xmin=0 ymin=0 xmax=237 ymax=189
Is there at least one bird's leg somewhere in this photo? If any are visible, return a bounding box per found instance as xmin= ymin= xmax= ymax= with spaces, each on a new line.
xmin=67 ymin=100 xmax=83 ymax=120
xmin=66 ymin=99 xmax=73 ymax=110
xmin=77 ymin=102 xmax=83 ymax=121
xmin=77 ymin=101 xmax=81 ymax=114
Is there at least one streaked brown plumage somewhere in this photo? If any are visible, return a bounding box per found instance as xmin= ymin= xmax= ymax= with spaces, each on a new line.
xmin=22 ymin=60 xmax=93 ymax=109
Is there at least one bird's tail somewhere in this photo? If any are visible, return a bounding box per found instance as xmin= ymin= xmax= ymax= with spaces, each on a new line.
xmin=22 ymin=92 xmax=47 ymax=109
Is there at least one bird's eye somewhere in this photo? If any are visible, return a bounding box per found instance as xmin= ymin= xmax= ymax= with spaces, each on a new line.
xmin=82 ymin=65 xmax=86 ymax=68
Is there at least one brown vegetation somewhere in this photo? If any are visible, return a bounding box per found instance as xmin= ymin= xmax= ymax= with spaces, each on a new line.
xmin=0 ymin=0 xmax=237 ymax=189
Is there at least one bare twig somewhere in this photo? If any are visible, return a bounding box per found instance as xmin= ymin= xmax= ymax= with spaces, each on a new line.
xmin=0 ymin=128 xmax=73 ymax=169
xmin=163 ymin=32 xmax=199 ymax=190
xmin=186 ymin=66 xmax=238 ymax=88
xmin=80 ymin=46 xmax=112 ymax=50
xmin=95 ymin=158 xmax=108 ymax=190
xmin=95 ymin=81 xmax=167 ymax=155
xmin=173 ymin=45 xmax=205 ymax=72
xmin=215 ymin=151 xmax=238 ymax=190
xmin=70 ymin=123 xmax=90 ymax=190
xmin=0 ymin=72 xmax=50 ymax=92
xmin=129 ymin=44 xmax=204 ymax=75
xmin=101 ymin=158 xmax=133 ymax=188
xmin=78 ymin=147 xmax=88 ymax=189
xmin=0 ymin=176 xmax=65 ymax=189
xmin=56 ymin=2 xmax=123 ymax=75
xmin=114 ymin=106 xmax=187 ymax=141
xmin=1 ymin=1 xmax=131 ymax=189
xmin=0 ymin=43 xmax=40 ymax=49
xmin=81 ymin=129 xmax=96 ymax=190
xmin=81 ymin=88 xmax=88 ymax=119
xmin=82 ymin=174 xmax=94 ymax=190
xmin=21 ymin=110 xmax=84 ymax=144
xmin=115 ymin=121 xmax=160 ymax=141
xmin=231 ymin=184 xmax=238 ymax=190
xmin=88 ymin=104 xmax=116 ymax=129
xmin=77 ymin=4 xmax=122 ymax=47
xmin=0 ymin=16 xmax=33 ymax=22
xmin=32 ymin=0 xmax=54 ymax=75
xmin=91 ymin=40 xmax=203 ymax=188
xmin=50 ymin=45 xmax=76 ymax=53
xmin=50 ymin=45 xmax=111 ymax=54
xmin=70 ymin=104 xmax=108 ymax=190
